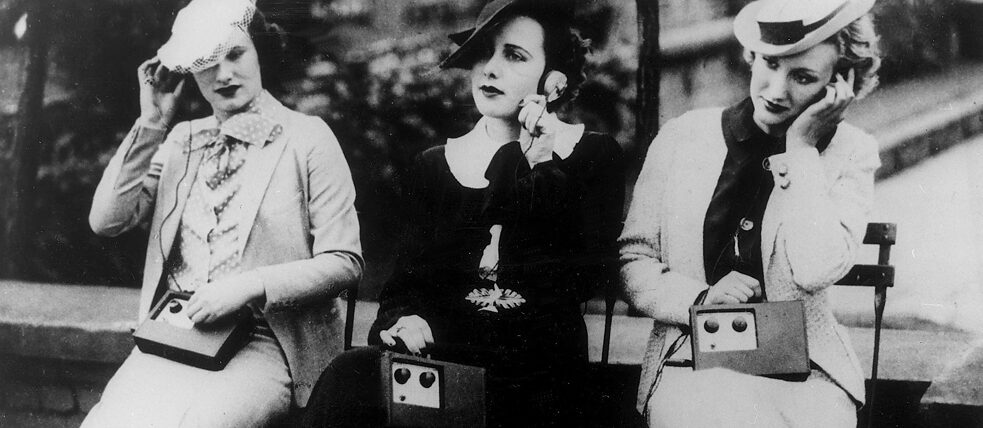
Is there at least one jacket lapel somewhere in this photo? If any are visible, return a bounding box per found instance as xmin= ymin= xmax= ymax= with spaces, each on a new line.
xmin=234 ymin=128 xmax=289 ymax=257
xmin=682 ymin=125 xmax=729 ymax=283
xmin=761 ymin=189 xmax=780 ymax=277
xmin=141 ymin=125 xmax=207 ymax=318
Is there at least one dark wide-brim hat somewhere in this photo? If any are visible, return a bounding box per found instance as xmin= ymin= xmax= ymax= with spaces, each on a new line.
xmin=439 ymin=0 xmax=569 ymax=70
xmin=734 ymin=0 xmax=875 ymax=57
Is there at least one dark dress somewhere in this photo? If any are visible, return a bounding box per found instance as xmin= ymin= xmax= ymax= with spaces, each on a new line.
xmin=302 ymin=131 xmax=624 ymax=428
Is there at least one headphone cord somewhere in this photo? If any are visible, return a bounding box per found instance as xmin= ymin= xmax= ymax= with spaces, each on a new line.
xmin=641 ymin=289 xmax=709 ymax=425
xmin=482 ymin=99 xmax=552 ymax=288
xmin=157 ymin=124 xmax=194 ymax=294
xmin=519 ymin=98 xmax=550 ymax=158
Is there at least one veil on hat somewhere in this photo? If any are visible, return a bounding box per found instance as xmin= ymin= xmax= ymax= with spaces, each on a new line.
xmin=157 ymin=0 xmax=257 ymax=74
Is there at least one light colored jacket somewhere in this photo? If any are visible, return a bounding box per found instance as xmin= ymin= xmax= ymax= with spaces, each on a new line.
xmin=619 ymin=107 xmax=879 ymax=409
xmin=89 ymin=102 xmax=363 ymax=406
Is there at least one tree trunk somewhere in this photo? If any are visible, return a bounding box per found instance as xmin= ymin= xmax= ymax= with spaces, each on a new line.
xmin=635 ymin=0 xmax=660 ymax=162
xmin=0 ymin=1 xmax=52 ymax=279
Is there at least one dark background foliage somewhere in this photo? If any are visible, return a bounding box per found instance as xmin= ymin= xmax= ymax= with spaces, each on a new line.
xmin=0 ymin=0 xmax=964 ymax=297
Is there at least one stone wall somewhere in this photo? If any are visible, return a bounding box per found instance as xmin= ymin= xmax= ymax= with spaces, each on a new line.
xmin=0 ymin=281 xmax=135 ymax=427
xmin=0 ymin=356 xmax=118 ymax=428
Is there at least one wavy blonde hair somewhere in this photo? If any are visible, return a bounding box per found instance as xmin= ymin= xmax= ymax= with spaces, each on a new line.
xmin=827 ymin=14 xmax=882 ymax=99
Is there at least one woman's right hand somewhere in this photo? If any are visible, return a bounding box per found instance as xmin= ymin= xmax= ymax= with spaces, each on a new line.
xmin=517 ymin=94 xmax=558 ymax=168
xmin=706 ymin=271 xmax=762 ymax=305
xmin=786 ymin=68 xmax=856 ymax=151
xmin=379 ymin=315 xmax=435 ymax=355
xmin=137 ymin=57 xmax=185 ymax=128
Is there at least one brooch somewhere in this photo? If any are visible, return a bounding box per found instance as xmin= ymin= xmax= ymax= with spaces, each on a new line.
xmin=466 ymin=284 xmax=526 ymax=313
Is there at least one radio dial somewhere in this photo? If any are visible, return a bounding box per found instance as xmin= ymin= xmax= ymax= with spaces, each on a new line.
xmin=704 ymin=318 xmax=720 ymax=333
xmin=394 ymin=368 xmax=411 ymax=384
xmin=420 ymin=372 xmax=436 ymax=388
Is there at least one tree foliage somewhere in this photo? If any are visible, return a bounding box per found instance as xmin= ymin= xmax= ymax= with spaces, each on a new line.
xmin=0 ymin=0 xmax=958 ymax=291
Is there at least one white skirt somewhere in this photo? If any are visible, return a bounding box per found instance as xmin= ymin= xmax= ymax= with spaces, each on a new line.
xmin=645 ymin=367 xmax=857 ymax=428
xmin=82 ymin=333 xmax=291 ymax=428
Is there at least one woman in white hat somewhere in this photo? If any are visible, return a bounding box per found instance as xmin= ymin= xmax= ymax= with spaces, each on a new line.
xmin=301 ymin=1 xmax=624 ymax=427
xmin=83 ymin=0 xmax=363 ymax=426
xmin=620 ymin=0 xmax=881 ymax=426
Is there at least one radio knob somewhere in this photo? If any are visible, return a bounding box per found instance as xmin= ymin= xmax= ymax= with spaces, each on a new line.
xmin=420 ymin=372 xmax=436 ymax=388
xmin=168 ymin=301 xmax=183 ymax=314
xmin=703 ymin=318 xmax=719 ymax=333
xmin=732 ymin=317 xmax=748 ymax=332
xmin=394 ymin=368 xmax=410 ymax=384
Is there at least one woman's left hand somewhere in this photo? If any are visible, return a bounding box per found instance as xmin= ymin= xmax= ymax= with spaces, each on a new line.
xmin=786 ymin=68 xmax=856 ymax=151
xmin=518 ymin=94 xmax=558 ymax=168
xmin=186 ymin=275 xmax=265 ymax=325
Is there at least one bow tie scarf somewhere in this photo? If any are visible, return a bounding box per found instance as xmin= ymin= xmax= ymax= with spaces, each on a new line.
xmin=199 ymin=134 xmax=249 ymax=281
xmin=165 ymin=96 xmax=283 ymax=291
xmin=205 ymin=136 xmax=248 ymax=211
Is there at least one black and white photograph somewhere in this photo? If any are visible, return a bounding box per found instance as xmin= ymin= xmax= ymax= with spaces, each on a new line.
xmin=1 ymin=0 xmax=982 ymax=427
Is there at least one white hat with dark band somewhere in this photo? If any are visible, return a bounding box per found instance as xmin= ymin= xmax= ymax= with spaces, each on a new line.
xmin=734 ymin=0 xmax=875 ymax=56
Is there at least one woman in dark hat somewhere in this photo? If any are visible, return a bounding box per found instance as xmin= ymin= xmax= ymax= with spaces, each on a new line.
xmin=619 ymin=0 xmax=881 ymax=426
xmin=301 ymin=1 xmax=624 ymax=427
xmin=83 ymin=0 xmax=362 ymax=426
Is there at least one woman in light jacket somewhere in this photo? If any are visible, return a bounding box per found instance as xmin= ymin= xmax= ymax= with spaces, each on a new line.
xmin=619 ymin=0 xmax=882 ymax=426
xmin=83 ymin=0 xmax=362 ymax=426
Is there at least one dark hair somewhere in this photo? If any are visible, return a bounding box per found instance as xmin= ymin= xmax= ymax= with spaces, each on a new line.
xmin=247 ymin=10 xmax=287 ymax=93
xmin=465 ymin=5 xmax=590 ymax=109
xmin=525 ymin=8 xmax=590 ymax=109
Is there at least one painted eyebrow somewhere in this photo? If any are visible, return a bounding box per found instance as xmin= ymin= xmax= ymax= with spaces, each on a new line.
xmin=790 ymin=66 xmax=819 ymax=76
xmin=502 ymin=43 xmax=532 ymax=57
xmin=762 ymin=56 xmax=819 ymax=76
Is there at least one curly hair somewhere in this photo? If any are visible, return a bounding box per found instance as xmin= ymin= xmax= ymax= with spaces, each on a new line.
xmin=523 ymin=8 xmax=591 ymax=109
xmin=826 ymin=14 xmax=881 ymax=99
xmin=247 ymin=9 xmax=287 ymax=93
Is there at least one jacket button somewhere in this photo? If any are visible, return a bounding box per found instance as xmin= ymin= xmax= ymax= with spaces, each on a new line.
xmin=740 ymin=218 xmax=754 ymax=231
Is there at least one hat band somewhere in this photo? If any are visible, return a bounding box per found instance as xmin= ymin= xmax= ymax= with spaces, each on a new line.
xmin=757 ymin=2 xmax=847 ymax=45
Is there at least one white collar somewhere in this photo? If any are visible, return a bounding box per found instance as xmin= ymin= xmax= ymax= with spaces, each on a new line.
xmin=553 ymin=121 xmax=586 ymax=159
xmin=445 ymin=117 xmax=509 ymax=189
xmin=445 ymin=117 xmax=586 ymax=189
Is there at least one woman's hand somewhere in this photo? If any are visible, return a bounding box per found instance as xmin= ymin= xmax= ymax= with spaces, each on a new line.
xmin=478 ymin=225 xmax=503 ymax=282
xmin=379 ymin=315 xmax=435 ymax=355
xmin=706 ymin=271 xmax=762 ymax=305
xmin=517 ymin=94 xmax=558 ymax=168
xmin=786 ymin=68 xmax=856 ymax=151
xmin=185 ymin=275 xmax=265 ymax=325
xmin=137 ymin=57 xmax=185 ymax=129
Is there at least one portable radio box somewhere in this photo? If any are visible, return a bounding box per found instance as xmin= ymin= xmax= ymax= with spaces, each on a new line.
xmin=133 ymin=290 xmax=254 ymax=371
xmin=690 ymin=301 xmax=810 ymax=379
xmin=380 ymin=351 xmax=486 ymax=427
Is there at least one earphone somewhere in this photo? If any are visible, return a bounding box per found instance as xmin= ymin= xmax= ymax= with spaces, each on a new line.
xmin=540 ymin=70 xmax=568 ymax=107
xmin=520 ymin=70 xmax=568 ymax=154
